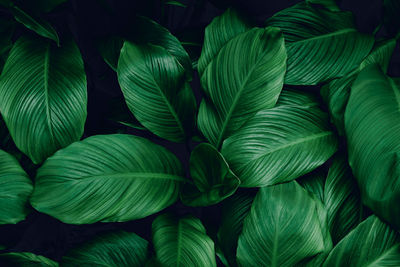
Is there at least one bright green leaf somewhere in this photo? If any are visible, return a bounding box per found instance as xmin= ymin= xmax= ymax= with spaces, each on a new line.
xmin=62 ymin=231 xmax=149 ymax=266
xmin=0 ymin=252 xmax=58 ymax=267
xmin=30 ymin=134 xmax=185 ymax=224
xmin=180 ymin=143 xmax=240 ymax=207
xmin=152 ymin=213 xmax=216 ymax=267
xmin=0 ymin=36 xmax=87 ymax=164
xmin=198 ymin=27 xmax=287 ymax=148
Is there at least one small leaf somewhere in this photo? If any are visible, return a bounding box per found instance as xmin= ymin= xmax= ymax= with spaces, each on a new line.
xmin=62 ymin=231 xmax=149 ymax=266
xmin=0 ymin=252 xmax=58 ymax=267
xmin=30 ymin=134 xmax=185 ymax=224
xmin=180 ymin=143 xmax=240 ymax=206
xmin=152 ymin=213 xmax=217 ymax=267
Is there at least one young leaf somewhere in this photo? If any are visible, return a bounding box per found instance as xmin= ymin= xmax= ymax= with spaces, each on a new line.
xmin=180 ymin=143 xmax=240 ymax=207
xmin=152 ymin=213 xmax=216 ymax=267
xmin=62 ymin=231 xmax=149 ymax=266
xmin=0 ymin=36 xmax=87 ymax=164
xmin=198 ymin=27 xmax=287 ymax=148
xmin=118 ymin=42 xmax=196 ymax=143
xmin=197 ymin=8 xmax=251 ymax=76
xmin=221 ymin=91 xmax=337 ymax=187
xmin=266 ymin=2 xmax=374 ymax=85
xmin=0 ymin=252 xmax=58 ymax=267
xmin=30 ymin=134 xmax=185 ymax=224
xmin=323 ymin=216 xmax=400 ymax=266
xmin=345 ymin=64 xmax=400 ymax=230
xmin=0 ymin=150 xmax=32 ymax=224
xmin=237 ymin=181 xmax=331 ymax=266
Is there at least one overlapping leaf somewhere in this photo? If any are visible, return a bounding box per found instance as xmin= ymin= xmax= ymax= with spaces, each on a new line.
xmin=0 ymin=36 xmax=87 ymax=164
xmin=266 ymin=2 xmax=374 ymax=85
xmin=198 ymin=27 xmax=287 ymax=148
xmin=118 ymin=40 xmax=196 ymax=143
xmin=237 ymin=181 xmax=331 ymax=266
xmin=323 ymin=215 xmax=400 ymax=266
xmin=221 ymin=90 xmax=337 ymax=187
xmin=152 ymin=213 xmax=216 ymax=267
xmin=0 ymin=252 xmax=58 ymax=267
xmin=0 ymin=150 xmax=32 ymax=224
xmin=30 ymin=134 xmax=185 ymax=224
xmin=62 ymin=231 xmax=149 ymax=266
xmin=180 ymin=143 xmax=240 ymax=206
xmin=345 ymin=64 xmax=400 ymax=230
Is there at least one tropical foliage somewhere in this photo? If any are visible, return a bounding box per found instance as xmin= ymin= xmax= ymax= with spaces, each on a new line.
xmin=0 ymin=0 xmax=399 ymax=266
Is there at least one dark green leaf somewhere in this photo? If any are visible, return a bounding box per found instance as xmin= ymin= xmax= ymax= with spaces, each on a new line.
xmin=0 ymin=252 xmax=58 ymax=266
xmin=198 ymin=27 xmax=287 ymax=148
xmin=30 ymin=134 xmax=185 ymax=224
xmin=62 ymin=231 xmax=149 ymax=266
xmin=306 ymin=0 xmax=340 ymax=11
xmin=0 ymin=17 xmax=14 ymax=73
xmin=97 ymin=36 xmax=123 ymax=71
xmin=180 ymin=143 xmax=240 ymax=206
xmin=118 ymin=41 xmax=196 ymax=143
xmin=152 ymin=213 xmax=216 ymax=267
xmin=0 ymin=36 xmax=87 ymax=164
xmin=165 ymin=1 xmax=186 ymax=8
xmin=345 ymin=63 xmax=400 ymax=230
xmin=237 ymin=181 xmax=331 ymax=266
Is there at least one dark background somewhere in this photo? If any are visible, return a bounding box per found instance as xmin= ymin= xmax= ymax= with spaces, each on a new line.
xmin=0 ymin=0 xmax=399 ymax=264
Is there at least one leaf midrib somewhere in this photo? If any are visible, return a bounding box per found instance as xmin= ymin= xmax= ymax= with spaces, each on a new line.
xmin=72 ymin=172 xmax=186 ymax=182
xmin=43 ymin=44 xmax=56 ymax=145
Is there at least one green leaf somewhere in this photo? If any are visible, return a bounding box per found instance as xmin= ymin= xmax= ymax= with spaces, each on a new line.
xmin=152 ymin=213 xmax=216 ymax=267
xmin=197 ymin=8 xmax=251 ymax=76
xmin=321 ymin=38 xmax=396 ymax=135
xmin=218 ymin=190 xmax=255 ymax=267
xmin=198 ymin=27 xmax=287 ymax=148
xmin=30 ymin=134 xmax=185 ymax=224
xmin=0 ymin=252 xmax=58 ymax=267
xmin=298 ymin=169 xmax=326 ymax=202
xmin=180 ymin=143 xmax=240 ymax=207
xmin=306 ymin=0 xmax=340 ymax=11
xmin=221 ymin=90 xmax=337 ymax=187
xmin=0 ymin=36 xmax=87 ymax=164
xmin=344 ymin=64 xmax=400 ymax=230
xmin=11 ymin=6 xmax=59 ymax=45
xmin=62 ymin=231 xmax=149 ymax=266
xmin=165 ymin=1 xmax=186 ymax=8
xmin=266 ymin=2 xmax=374 ymax=85
xmin=237 ymin=181 xmax=331 ymax=266
xmin=97 ymin=36 xmax=123 ymax=71
xmin=0 ymin=149 xmax=32 ymax=224
xmin=323 ymin=215 xmax=400 ymax=266
xmin=118 ymin=41 xmax=196 ymax=143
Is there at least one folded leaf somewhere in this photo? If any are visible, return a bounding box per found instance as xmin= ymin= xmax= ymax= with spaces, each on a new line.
xmin=30 ymin=134 xmax=185 ymax=224
xmin=197 ymin=8 xmax=251 ymax=76
xmin=152 ymin=213 xmax=216 ymax=267
xmin=62 ymin=231 xmax=149 ymax=266
xmin=118 ymin=41 xmax=196 ymax=143
xmin=321 ymin=38 xmax=396 ymax=135
xmin=237 ymin=181 xmax=330 ymax=266
xmin=323 ymin=215 xmax=400 ymax=266
xmin=221 ymin=91 xmax=337 ymax=187
xmin=266 ymin=2 xmax=374 ymax=85
xmin=0 ymin=252 xmax=58 ymax=267
xmin=0 ymin=36 xmax=87 ymax=164
xmin=0 ymin=149 xmax=32 ymax=224
xmin=180 ymin=143 xmax=240 ymax=206
xmin=198 ymin=27 xmax=287 ymax=148
xmin=345 ymin=64 xmax=400 ymax=230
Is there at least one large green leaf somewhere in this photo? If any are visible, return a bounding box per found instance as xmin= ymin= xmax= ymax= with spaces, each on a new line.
xmin=266 ymin=2 xmax=374 ymax=85
xmin=62 ymin=231 xmax=149 ymax=266
xmin=344 ymin=64 xmax=400 ymax=230
xmin=180 ymin=143 xmax=240 ymax=206
xmin=321 ymin=38 xmax=396 ymax=135
xmin=0 ymin=252 xmax=58 ymax=267
xmin=217 ymin=190 xmax=255 ymax=267
xmin=221 ymin=90 xmax=337 ymax=187
xmin=117 ymin=41 xmax=196 ymax=143
xmin=198 ymin=27 xmax=287 ymax=148
xmin=237 ymin=181 xmax=331 ymax=266
xmin=0 ymin=36 xmax=87 ymax=164
xmin=30 ymin=134 xmax=185 ymax=224
xmin=197 ymin=8 xmax=251 ymax=76
xmin=152 ymin=213 xmax=216 ymax=267
xmin=323 ymin=215 xmax=400 ymax=266
xmin=0 ymin=149 xmax=32 ymax=224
